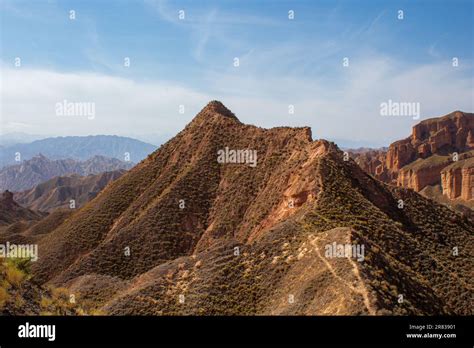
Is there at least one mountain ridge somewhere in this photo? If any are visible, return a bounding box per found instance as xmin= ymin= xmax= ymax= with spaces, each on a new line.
xmin=14 ymin=170 xmax=127 ymax=212
xmin=0 ymin=135 xmax=157 ymax=169
xmin=0 ymin=154 xmax=132 ymax=192
xmin=28 ymin=102 xmax=473 ymax=315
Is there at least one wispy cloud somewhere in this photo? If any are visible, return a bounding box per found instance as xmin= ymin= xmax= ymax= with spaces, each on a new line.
xmin=82 ymin=18 xmax=125 ymax=73
xmin=366 ymin=9 xmax=387 ymax=34
xmin=427 ymin=33 xmax=450 ymax=59
xmin=192 ymin=8 xmax=217 ymax=62
xmin=144 ymin=0 xmax=281 ymax=63
xmin=0 ymin=66 xmax=210 ymax=138
xmin=145 ymin=0 xmax=280 ymax=26
xmin=2 ymin=54 xmax=472 ymax=145
xmin=1 ymin=0 xmax=472 ymax=146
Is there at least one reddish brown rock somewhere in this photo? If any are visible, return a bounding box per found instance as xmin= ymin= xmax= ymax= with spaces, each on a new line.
xmin=354 ymin=111 xmax=473 ymax=195
xmin=0 ymin=190 xmax=45 ymax=226
xmin=387 ymin=111 xmax=474 ymax=173
xmin=24 ymin=101 xmax=474 ymax=316
xmin=386 ymin=140 xmax=416 ymax=171
xmin=441 ymin=157 xmax=474 ymax=200
xmin=397 ymin=156 xmax=452 ymax=191
xmin=351 ymin=149 xmax=391 ymax=182
xmin=467 ymin=130 xmax=474 ymax=148
xmin=14 ymin=170 xmax=126 ymax=212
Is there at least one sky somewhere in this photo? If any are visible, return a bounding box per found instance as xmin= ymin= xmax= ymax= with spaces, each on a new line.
xmin=0 ymin=0 xmax=473 ymax=147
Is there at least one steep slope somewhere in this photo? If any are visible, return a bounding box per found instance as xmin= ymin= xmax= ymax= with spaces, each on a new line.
xmin=396 ymin=152 xmax=473 ymax=192
xmin=32 ymin=102 xmax=473 ymax=315
xmin=0 ymin=135 xmax=157 ymax=168
xmin=0 ymin=190 xmax=45 ymax=227
xmin=102 ymin=146 xmax=472 ymax=316
xmin=0 ymin=155 xmax=132 ymax=192
xmin=0 ymin=257 xmax=93 ymax=315
xmin=0 ymin=210 xmax=75 ymax=248
xmin=0 ymin=190 xmax=47 ymax=243
xmin=15 ymin=170 xmax=126 ymax=212
xmin=441 ymin=157 xmax=474 ymax=201
xmin=420 ymin=184 xmax=474 ymax=221
xmin=33 ymin=101 xmax=317 ymax=282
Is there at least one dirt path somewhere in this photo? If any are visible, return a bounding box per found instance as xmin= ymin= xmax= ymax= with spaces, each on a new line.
xmin=310 ymin=234 xmax=376 ymax=315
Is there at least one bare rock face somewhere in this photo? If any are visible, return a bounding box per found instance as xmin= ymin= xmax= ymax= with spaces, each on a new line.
xmin=441 ymin=157 xmax=474 ymax=200
xmin=463 ymin=165 xmax=474 ymax=200
xmin=352 ymin=149 xmax=391 ymax=182
xmin=386 ymin=140 xmax=416 ymax=172
xmin=397 ymin=157 xmax=451 ymax=192
xmin=387 ymin=111 xmax=474 ymax=172
xmin=354 ymin=112 xmax=474 ymax=201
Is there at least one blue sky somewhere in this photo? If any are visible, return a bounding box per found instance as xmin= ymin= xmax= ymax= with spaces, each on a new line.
xmin=1 ymin=0 xmax=473 ymax=146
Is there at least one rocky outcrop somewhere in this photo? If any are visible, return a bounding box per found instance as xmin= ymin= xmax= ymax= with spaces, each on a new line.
xmin=441 ymin=157 xmax=474 ymax=200
xmin=353 ymin=111 xmax=474 ymax=200
xmin=397 ymin=159 xmax=450 ymax=191
xmin=352 ymin=149 xmax=391 ymax=182
xmin=386 ymin=111 xmax=474 ymax=172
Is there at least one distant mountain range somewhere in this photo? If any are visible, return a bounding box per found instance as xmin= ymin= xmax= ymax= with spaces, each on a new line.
xmin=0 ymin=135 xmax=157 ymax=168
xmin=0 ymin=154 xmax=133 ymax=192
xmin=0 ymin=132 xmax=48 ymax=147
xmin=15 ymin=170 xmax=126 ymax=212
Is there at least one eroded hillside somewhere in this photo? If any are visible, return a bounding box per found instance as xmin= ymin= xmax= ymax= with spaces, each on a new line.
xmin=27 ymin=102 xmax=473 ymax=315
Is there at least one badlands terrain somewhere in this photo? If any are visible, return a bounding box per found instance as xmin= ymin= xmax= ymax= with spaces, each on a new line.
xmin=0 ymin=102 xmax=472 ymax=315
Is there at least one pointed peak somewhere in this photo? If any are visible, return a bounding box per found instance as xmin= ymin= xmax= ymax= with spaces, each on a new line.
xmin=2 ymin=190 xmax=14 ymax=201
xmin=1 ymin=190 xmax=15 ymax=207
xmin=198 ymin=101 xmax=239 ymax=121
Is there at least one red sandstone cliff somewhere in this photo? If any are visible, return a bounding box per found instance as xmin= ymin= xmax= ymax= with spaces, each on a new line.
xmin=386 ymin=111 xmax=474 ymax=172
xmin=352 ymin=111 xmax=474 ymax=203
xmin=396 ymin=155 xmax=452 ymax=192
xmin=441 ymin=157 xmax=474 ymax=200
